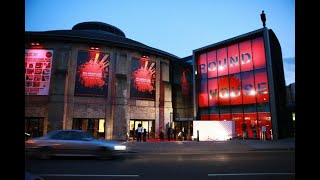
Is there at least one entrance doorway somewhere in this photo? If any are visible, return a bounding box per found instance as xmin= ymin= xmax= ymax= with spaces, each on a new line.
xmin=173 ymin=121 xmax=193 ymax=140
xmin=25 ymin=117 xmax=44 ymax=138
xmin=129 ymin=120 xmax=155 ymax=141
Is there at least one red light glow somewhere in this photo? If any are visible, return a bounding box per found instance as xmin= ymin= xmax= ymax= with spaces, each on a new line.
xmin=30 ymin=42 xmax=40 ymax=46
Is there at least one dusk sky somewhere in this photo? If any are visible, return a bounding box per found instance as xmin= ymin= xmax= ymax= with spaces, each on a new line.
xmin=25 ymin=0 xmax=295 ymax=85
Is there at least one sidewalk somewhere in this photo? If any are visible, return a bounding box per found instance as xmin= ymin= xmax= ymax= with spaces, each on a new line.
xmin=125 ymin=138 xmax=295 ymax=154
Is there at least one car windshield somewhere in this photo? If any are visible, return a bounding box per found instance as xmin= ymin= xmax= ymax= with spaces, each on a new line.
xmin=47 ymin=130 xmax=95 ymax=140
xmin=79 ymin=131 xmax=94 ymax=139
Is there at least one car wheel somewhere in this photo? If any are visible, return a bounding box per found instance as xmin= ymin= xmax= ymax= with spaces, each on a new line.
xmin=97 ymin=147 xmax=113 ymax=160
xmin=38 ymin=146 xmax=52 ymax=160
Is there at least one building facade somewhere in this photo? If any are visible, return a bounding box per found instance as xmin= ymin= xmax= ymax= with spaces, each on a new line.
xmin=25 ymin=22 xmax=178 ymax=140
xmin=171 ymin=56 xmax=194 ymax=139
xmin=25 ymin=22 xmax=293 ymax=141
xmin=286 ymin=83 xmax=295 ymax=136
xmin=193 ymin=28 xmax=293 ymax=140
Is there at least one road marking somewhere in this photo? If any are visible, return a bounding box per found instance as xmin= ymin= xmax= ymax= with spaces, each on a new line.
xmin=208 ymin=172 xmax=295 ymax=176
xmin=38 ymin=174 xmax=139 ymax=177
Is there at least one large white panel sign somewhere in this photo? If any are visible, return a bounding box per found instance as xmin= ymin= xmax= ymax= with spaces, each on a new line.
xmin=193 ymin=121 xmax=235 ymax=141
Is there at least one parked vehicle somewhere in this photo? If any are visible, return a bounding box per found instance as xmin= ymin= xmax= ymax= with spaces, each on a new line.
xmin=25 ymin=129 xmax=128 ymax=159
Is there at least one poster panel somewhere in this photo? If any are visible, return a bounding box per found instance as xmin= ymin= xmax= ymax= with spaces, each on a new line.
xmin=25 ymin=49 xmax=53 ymax=95
xmin=208 ymin=78 xmax=218 ymax=107
xmin=228 ymin=43 xmax=240 ymax=74
xmin=252 ymin=37 xmax=266 ymax=69
xmin=255 ymin=69 xmax=269 ymax=103
xmin=239 ymin=40 xmax=253 ymax=72
xmin=218 ymin=75 xmax=230 ymax=105
xmin=130 ymin=57 xmax=156 ymax=100
xmin=229 ymin=73 xmax=242 ymax=105
xmin=207 ymin=50 xmax=217 ymax=78
xmin=198 ymin=79 xmax=208 ymax=107
xmin=74 ymin=50 xmax=110 ymax=97
xmin=197 ymin=53 xmax=207 ymax=79
xmin=241 ymin=71 xmax=256 ymax=104
xmin=217 ymin=47 xmax=228 ymax=76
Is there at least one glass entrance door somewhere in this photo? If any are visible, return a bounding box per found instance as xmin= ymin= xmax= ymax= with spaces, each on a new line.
xmin=129 ymin=120 xmax=155 ymax=141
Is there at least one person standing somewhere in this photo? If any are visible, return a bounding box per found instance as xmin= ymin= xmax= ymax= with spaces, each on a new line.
xmin=261 ymin=125 xmax=267 ymax=141
xmin=167 ymin=127 xmax=171 ymax=141
xmin=252 ymin=124 xmax=257 ymax=139
xmin=137 ymin=123 xmax=142 ymax=142
xmin=142 ymin=128 xmax=147 ymax=142
xmin=260 ymin=10 xmax=266 ymax=27
xmin=159 ymin=127 xmax=164 ymax=142
xmin=181 ymin=127 xmax=185 ymax=141
xmin=173 ymin=127 xmax=177 ymax=140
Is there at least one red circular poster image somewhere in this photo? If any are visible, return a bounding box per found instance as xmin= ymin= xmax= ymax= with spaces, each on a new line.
xmin=46 ymin=52 xmax=52 ymax=58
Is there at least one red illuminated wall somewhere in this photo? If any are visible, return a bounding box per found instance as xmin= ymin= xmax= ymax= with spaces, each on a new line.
xmin=198 ymin=80 xmax=208 ymax=107
xmin=197 ymin=38 xmax=268 ymax=107
xmin=229 ymin=74 xmax=242 ymax=105
xmin=196 ymin=37 xmax=272 ymax=139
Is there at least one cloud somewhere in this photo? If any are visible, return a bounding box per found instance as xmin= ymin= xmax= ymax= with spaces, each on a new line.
xmin=283 ymin=57 xmax=295 ymax=85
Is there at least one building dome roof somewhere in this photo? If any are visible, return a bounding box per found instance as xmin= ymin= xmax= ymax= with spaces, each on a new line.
xmin=72 ymin=21 xmax=126 ymax=37
xmin=25 ymin=21 xmax=180 ymax=59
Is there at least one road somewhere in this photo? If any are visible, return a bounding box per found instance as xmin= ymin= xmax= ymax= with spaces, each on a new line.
xmin=26 ymin=151 xmax=295 ymax=180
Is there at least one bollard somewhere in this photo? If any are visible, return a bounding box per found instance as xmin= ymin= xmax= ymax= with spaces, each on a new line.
xmin=197 ymin=130 xmax=199 ymax=142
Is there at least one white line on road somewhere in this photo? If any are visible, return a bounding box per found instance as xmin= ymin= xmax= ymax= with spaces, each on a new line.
xmin=38 ymin=174 xmax=139 ymax=177
xmin=208 ymin=172 xmax=295 ymax=176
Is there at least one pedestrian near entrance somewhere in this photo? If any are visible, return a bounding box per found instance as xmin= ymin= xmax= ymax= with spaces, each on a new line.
xmin=137 ymin=123 xmax=142 ymax=142
xmin=143 ymin=128 xmax=147 ymax=142
xmin=167 ymin=127 xmax=171 ymax=141
xmin=181 ymin=127 xmax=185 ymax=141
xmin=178 ymin=130 xmax=182 ymax=141
xmin=159 ymin=127 xmax=164 ymax=141
xmin=261 ymin=126 xmax=267 ymax=141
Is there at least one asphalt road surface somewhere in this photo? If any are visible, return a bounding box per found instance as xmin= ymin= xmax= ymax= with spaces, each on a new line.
xmin=26 ymin=151 xmax=295 ymax=180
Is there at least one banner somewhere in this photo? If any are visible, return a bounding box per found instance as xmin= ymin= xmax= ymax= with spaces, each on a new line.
xmin=74 ymin=51 xmax=110 ymax=97
xmin=130 ymin=57 xmax=156 ymax=100
xmin=25 ymin=49 xmax=53 ymax=95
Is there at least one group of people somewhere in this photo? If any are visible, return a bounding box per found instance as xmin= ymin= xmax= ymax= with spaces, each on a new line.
xmin=136 ymin=123 xmax=147 ymax=142
xmin=132 ymin=124 xmax=192 ymax=142
xmin=159 ymin=126 xmax=189 ymax=141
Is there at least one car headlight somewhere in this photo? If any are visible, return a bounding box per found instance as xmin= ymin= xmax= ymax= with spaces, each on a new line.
xmin=114 ymin=145 xmax=127 ymax=150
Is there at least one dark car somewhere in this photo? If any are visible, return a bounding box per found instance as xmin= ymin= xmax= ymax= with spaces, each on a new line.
xmin=25 ymin=171 xmax=44 ymax=180
xmin=25 ymin=129 xmax=128 ymax=159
